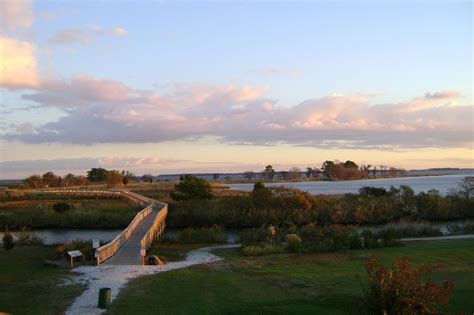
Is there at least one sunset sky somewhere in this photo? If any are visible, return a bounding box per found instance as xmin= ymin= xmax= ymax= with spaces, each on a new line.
xmin=0 ymin=0 xmax=472 ymax=179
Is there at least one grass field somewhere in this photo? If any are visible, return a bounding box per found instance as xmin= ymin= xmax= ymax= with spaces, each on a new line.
xmin=0 ymin=246 xmax=84 ymax=314
xmin=0 ymin=198 xmax=140 ymax=230
xmin=108 ymin=240 xmax=474 ymax=314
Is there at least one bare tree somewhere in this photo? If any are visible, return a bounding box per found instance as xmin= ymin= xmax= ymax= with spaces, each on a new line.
xmin=244 ymin=171 xmax=255 ymax=181
xmin=289 ymin=167 xmax=301 ymax=179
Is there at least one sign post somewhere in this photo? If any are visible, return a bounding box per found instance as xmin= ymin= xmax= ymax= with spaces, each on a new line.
xmin=140 ymin=249 xmax=146 ymax=265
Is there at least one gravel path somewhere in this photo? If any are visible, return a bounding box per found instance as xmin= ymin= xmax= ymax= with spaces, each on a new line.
xmin=65 ymin=244 xmax=240 ymax=315
xmin=400 ymin=234 xmax=474 ymax=242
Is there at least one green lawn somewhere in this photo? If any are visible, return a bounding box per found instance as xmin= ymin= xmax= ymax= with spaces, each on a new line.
xmin=0 ymin=246 xmax=84 ymax=314
xmin=108 ymin=240 xmax=474 ymax=314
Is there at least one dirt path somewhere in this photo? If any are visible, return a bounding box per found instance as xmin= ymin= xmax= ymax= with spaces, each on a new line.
xmin=65 ymin=244 xmax=241 ymax=315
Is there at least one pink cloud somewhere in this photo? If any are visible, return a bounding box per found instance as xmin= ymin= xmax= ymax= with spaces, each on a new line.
xmin=0 ymin=35 xmax=40 ymax=90
xmin=110 ymin=27 xmax=128 ymax=37
xmin=0 ymin=0 xmax=34 ymax=31
xmin=48 ymin=25 xmax=129 ymax=46
xmin=6 ymin=73 xmax=472 ymax=149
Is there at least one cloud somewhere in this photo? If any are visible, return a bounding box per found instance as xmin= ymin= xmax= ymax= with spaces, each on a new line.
xmin=110 ymin=27 xmax=128 ymax=37
xmin=0 ymin=35 xmax=40 ymax=89
xmin=0 ymin=156 xmax=189 ymax=178
xmin=249 ymin=67 xmax=301 ymax=79
xmin=48 ymin=25 xmax=129 ymax=46
xmin=48 ymin=28 xmax=94 ymax=46
xmin=425 ymin=91 xmax=460 ymax=99
xmin=0 ymin=0 xmax=34 ymax=31
xmin=4 ymin=73 xmax=472 ymax=150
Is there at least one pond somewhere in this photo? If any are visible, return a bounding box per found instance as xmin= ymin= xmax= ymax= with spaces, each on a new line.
xmin=1 ymin=220 xmax=472 ymax=245
xmin=226 ymin=174 xmax=473 ymax=195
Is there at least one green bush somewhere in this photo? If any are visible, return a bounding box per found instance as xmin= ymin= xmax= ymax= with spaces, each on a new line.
xmin=2 ymin=232 xmax=15 ymax=250
xmin=177 ymin=226 xmax=226 ymax=244
xmin=242 ymin=244 xmax=283 ymax=256
xmin=360 ymin=230 xmax=380 ymax=249
xmin=462 ymin=223 xmax=474 ymax=234
xmin=285 ymin=234 xmax=302 ymax=253
xmin=171 ymin=175 xmax=213 ymax=201
xmin=239 ymin=227 xmax=269 ymax=244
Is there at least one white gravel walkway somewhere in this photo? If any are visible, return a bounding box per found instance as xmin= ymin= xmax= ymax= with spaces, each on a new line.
xmin=65 ymin=244 xmax=240 ymax=315
xmin=400 ymin=234 xmax=474 ymax=242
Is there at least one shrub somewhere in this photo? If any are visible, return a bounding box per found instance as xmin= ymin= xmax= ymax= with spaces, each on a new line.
xmin=285 ymin=234 xmax=302 ymax=253
xmin=242 ymin=244 xmax=283 ymax=256
xmin=177 ymin=226 xmax=226 ymax=244
xmin=462 ymin=222 xmax=474 ymax=234
xmin=17 ymin=228 xmax=44 ymax=245
xmin=52 ymin=202 xmax=71 ymax=213
xmin=299 ymin=224 xmax=358 ymax=252
xmin=239 ymin=227 xmax=269 ymax=244
xmin=360 ymin=230 xmax=381 ymax=248
xmin=365 ymin=255 xmax=454 ymax=315
xmin=171 ymin=175 xmax=213 ymax=201
xmin=2 ymin=231 xmax=15 ymax=250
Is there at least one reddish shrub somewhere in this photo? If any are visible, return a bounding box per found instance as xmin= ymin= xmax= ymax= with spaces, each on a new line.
xmin=365 ymin=255 xmax=454 ymax=314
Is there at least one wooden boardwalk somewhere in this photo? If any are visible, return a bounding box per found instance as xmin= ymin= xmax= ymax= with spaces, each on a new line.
xmin=37 ymin=188 xmax=168 ymax=266
xmin=103 ymin=207 xmax=160 ymax=266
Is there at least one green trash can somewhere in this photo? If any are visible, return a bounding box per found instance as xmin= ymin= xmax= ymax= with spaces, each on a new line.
xmin=98 ymin=287 xmax=111 ymax=309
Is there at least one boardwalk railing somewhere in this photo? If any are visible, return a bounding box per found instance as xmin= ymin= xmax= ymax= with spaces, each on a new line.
xmin=140 ymin=203 xmax=168 ymax=252
xmin=36 ymin=188 xmax=168 ymax=265
xmin=95 ymin=203 xmax=152 ymax=264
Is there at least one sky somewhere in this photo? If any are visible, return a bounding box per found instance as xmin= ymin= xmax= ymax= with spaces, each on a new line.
xmin=0 ymin=0 xmax=472 ymax=179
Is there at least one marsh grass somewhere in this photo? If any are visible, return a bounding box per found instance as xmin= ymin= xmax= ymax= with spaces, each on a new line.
xmin=177 ymin=226 xmax=227 ymax=244
xmin=0 ymin=198 xmax=140 ymax=230
xmin=241 ymin=244 xmax=284 ymax=256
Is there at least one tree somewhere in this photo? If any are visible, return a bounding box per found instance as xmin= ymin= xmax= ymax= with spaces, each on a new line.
xmin=288 ymin=167 xmax=301 ymax=179
xmin=105 ymin=170 xmax=124 ymax=187
xmin=263 ymin=165 xmax=275 ymax=181
xmin=2 ymin=232 xmax=15 ymax=250
xmin=122 ymin=177 xmax=129 ymax=186
xmin=212 ymin=173 xmax=219 ymax=180
xmin=305 ymin=167 xmax=313 ymax=178
xmin=122 ymin=170 xmax=136 ymax=182
xmin=87 ymin=168 xmax=108 ymax=182
xmin=365 ymin=255 xmax=454 ymax=315
xmin=41 ymin=171 xmax=61 ymax=187
xmin=321 ymin=160 xmax=336 ymax=179
xmin=62 ymin=174 xmax=89 ymax=186
xmin=24 ymin=175 xmax=44 ymax=188
xmin=243 ymin=171 xmax=255 ymax=181
xmin=170 ymin=175 xmax=213 ymax=201
xmin=142 ymin=174 xmax=154 ymax=183
xmin=343 ymin=160 xmax=358 ymax=169
xmin=458 ymin=176 xmax=474 ymax=199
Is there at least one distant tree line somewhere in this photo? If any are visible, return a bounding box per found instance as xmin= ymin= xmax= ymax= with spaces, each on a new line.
xmin=234 ymin=161 xmax=404 ymax=182
xmin=22 ymin=168 xmax=150 ymax=188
